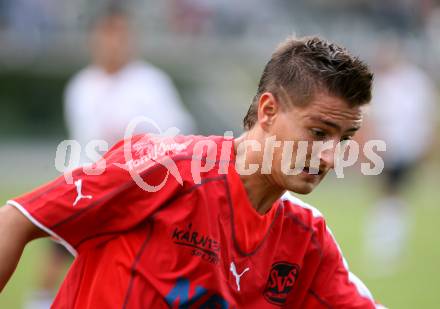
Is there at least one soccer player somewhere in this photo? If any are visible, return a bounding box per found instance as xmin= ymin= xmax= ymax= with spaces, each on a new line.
xmin=65 ymin=6 xmax=196 ymax=153
xmin=0 ymin=37 xmax=385 ymax=308
xmin=363 ymin=40 xmax=437 ymax=273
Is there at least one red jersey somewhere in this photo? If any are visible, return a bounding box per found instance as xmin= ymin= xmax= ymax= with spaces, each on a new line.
xmin=8 ymin=134 xmax=381 ymax=308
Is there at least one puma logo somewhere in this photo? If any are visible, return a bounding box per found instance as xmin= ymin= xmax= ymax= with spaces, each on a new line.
xmin=230 ymin=262 xmax=250 ymax=292
xmin=73 ymin=179 xmax=93 ymax=206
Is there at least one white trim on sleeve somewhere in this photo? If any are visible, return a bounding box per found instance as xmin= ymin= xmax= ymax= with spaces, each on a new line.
xmin=281 ymin=192 xmax=376 ymax=304
xmin=7 ymin=200 xmax=78 ymax=257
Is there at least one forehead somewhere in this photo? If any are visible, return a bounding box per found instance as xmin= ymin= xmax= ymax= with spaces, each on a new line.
xmin=295 ymin=93 xmax=363 ymax=126
xmin=96 ymin=16 xmax=129 ymax=32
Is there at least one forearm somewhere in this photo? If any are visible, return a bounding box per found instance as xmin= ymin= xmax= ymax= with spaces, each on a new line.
xmin=0 ymin=205 xmax=45 ymax=292
xmin=0 ymin=227 xmax=25 ymax=292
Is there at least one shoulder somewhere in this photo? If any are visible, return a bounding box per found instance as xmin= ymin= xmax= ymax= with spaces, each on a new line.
xmin=280 ymin=192 xmax=347 ymax=264
xmin=280 ymin=192 xmax=324 ymax=218
xmin=65 ymin=66 xmax=100 ymax=95
xmin=104 ymin=134 xmax=230 ymax=185
xmin=280 ymin=193 xmax=378 ymax=305
xmin=280 ymin=192 xmax=326 ymax=227
xmin=68 ymin=66 xmax=100 ymax=86
xmin=125 ymin=61 xmax=173 ymax=83
xmin=280 ymin=192 xmax=329 ymax=248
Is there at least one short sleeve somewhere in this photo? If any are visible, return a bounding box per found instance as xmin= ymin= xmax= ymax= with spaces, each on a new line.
xmin=7 ymin=135 xmax=184 ymax=256
xmin=306 ymin=226 xmax=382 ymax=308
xmin=278 ymin=193 xmax=385 ymax=308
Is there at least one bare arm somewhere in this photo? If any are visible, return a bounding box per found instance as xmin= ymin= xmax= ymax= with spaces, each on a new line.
xmin=0 ymin=205 xmax=47 ymax=292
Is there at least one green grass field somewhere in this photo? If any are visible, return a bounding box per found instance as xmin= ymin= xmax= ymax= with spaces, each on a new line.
xmin=1 ymin=169 xmax=439 ymax=308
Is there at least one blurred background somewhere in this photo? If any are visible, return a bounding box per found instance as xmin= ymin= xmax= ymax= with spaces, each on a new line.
xmin=0 ymin=0 xmax=439 ymax=308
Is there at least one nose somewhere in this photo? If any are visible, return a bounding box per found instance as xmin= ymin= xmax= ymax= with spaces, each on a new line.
xmin=309 ymin=140 xmax=337 ymax=173
xmin=318 ymin=142 xmax=337 ymax=171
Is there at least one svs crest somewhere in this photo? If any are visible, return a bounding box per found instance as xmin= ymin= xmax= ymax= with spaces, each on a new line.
xmin=264 ymin=262 xmax=300 ymax=306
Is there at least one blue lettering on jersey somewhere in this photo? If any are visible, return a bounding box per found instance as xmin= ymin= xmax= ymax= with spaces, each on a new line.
xmin=200 ymin=294 xmax=229 ymax=308
xmin=165 ymin=277 xmax=229 ymax=308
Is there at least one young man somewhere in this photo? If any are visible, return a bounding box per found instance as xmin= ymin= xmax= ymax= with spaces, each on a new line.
xmin=0 ymin=37 xmax=384 ymax=308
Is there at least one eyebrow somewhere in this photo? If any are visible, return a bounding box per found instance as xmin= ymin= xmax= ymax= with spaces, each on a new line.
xmin=310 ymin=117 xmax=361 ymax=133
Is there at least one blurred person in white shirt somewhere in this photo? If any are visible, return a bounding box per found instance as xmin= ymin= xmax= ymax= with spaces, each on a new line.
xmin=65 ymin=6 xmax=196 ymax=152
xmin=26 ymin=4 xmax=196 ymax=308
xmin=363 ymin=39 xmax=437 ymax=275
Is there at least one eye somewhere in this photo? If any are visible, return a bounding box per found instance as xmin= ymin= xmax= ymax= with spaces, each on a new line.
xmin=339 ymin=136 xmax=353 ymax=146
xmin=310 ymin=128 xmax=327 ymax=140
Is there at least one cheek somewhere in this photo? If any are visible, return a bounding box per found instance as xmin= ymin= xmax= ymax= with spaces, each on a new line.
xmin=279 ymin=138 xmax=314 ymax=166
xmin=278 ymin=121 xmax=311 ymax=144
xmin=272 ymin=143 xmax=299 ymax=175
xmin=272 ymin=116 xmax=296 ymax=139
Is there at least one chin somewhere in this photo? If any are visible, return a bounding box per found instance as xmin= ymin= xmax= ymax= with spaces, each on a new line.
xmin=286 ymin=182 xmax=316 ymax=195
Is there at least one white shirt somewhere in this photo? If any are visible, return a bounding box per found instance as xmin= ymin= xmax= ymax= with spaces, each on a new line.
xmin=371 ymin=63 xmax=437 ymax=163
xmin=64 ymin=61 xmax=196 ymax=148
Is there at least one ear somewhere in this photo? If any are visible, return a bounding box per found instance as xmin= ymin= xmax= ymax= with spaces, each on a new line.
xmin=257 ymin=92 xmax=279 ymax=131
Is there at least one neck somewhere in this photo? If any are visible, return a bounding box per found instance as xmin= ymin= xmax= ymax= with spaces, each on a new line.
xmin=234 ymin=133 xmax=285 ymax=215
xmin=97 ymin=59 xmax=130 ymax=75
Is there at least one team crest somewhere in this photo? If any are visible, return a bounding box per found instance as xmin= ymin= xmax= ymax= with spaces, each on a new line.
xmin=264 ymin=262 xmax=300 ymax=305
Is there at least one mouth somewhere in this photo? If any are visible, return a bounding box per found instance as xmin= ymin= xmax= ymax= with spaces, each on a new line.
xmin=302 ymin=167 xmax=324 ymax=176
